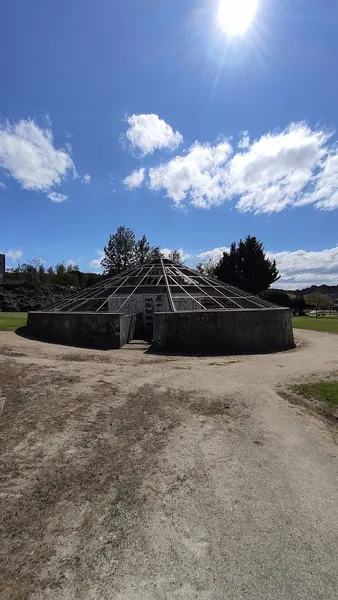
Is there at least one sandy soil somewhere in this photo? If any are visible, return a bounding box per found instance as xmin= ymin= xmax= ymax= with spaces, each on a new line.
xmin=0 ymin=329 xmax=338 ymax=600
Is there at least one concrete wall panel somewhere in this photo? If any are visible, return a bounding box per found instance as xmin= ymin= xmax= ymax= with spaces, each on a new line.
xmin=153 ymin=309 xmax=294 ymax=354
xmin=27 ymin=312 xmax=134 ymax=349
xmin=120 ymin=314 xmax=137 ymax=347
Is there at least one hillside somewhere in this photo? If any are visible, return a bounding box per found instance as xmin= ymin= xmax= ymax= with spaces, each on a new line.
xmin=278 ymin=285 xmax=338 ymax=298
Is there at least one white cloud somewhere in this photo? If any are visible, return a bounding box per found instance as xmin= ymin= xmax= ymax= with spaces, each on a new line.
xmin=47 ymin=191 xmax=69 ymax=203
xmin=123 ymin=114 xmax=183 ymax=156
xmin=81 ymin=173 xmax=91 ymax=185
xmin=148 ymin=141 xmax=233 ymax=208
xmin=230 ymin=122 xmax=330 ymax=214
xmin=192 ymin=246 xmax=228 ymax=263
xmin=90 ymin=251 xmax=104 ymax=269
xmin=123 ymin=167 xmax=145 ymax=189
xmin=295 ymin=152 xmax=338 ymax=210
xmin=0 ymin=182 xmax=6 ymax=189
xmin=237 ymin=131 xmax=250 ymax=150
xmin=268 ymin=246 xmax=338 ymax=288
xmin=131 ymin=121 xmax=338 ymax=213
xmin=5 ymin=249 xmax=23 ymax=261
xmin=0 ymin=119 xmax=75 ymax=192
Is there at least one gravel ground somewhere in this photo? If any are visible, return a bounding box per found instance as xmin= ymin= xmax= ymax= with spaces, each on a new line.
xmin=0 ymin=329 xmax=338 ymax=600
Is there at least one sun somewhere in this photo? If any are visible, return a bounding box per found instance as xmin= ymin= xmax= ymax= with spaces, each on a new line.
xmin=218 ymin=0 xmax=258 ymax=36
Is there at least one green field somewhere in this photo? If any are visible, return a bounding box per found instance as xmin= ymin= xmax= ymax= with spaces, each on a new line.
xmin=0 ymin=312 xmax=28 ymax=331
xmin=0 ymin=312 xmax=338 ymax=335
xmin=292 ymin=381 xmax=338 ymax=411
xmin=293 ymin=316 xmax=338 ymax=334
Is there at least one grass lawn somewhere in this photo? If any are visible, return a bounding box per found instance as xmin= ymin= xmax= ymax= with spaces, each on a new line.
xmin=293 ymin=316 xmax=338 ymax=334
xmin=0 ymin=312 xmax=27 ymax=331
xmin=292 ymin=381 xmax=338 ymax=415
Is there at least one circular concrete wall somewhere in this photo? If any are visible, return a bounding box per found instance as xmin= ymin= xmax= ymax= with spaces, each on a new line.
xmin=153 ymin=308 xmax=294 ymax=354
xmin=27 ymin=311 xmax=136 ymax=349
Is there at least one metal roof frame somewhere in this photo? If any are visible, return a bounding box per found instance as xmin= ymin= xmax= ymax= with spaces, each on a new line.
xmin=44 ymin=258 xmax=277 ymax=313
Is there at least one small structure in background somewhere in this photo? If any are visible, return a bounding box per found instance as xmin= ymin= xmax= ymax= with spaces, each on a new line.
xmin=0 ymin=254 xmax=5 ymax=286
xmin=27 ymin=258 xmax=294 ymax=353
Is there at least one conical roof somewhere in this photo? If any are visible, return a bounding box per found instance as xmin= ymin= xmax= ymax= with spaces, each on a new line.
xmin=46 ymin=258 xmax=276 ymax=313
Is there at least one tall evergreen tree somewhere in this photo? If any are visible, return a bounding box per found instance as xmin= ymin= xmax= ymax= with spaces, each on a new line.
xmin=135 ymin=234 xmax=150 ymax=264
xmin=214 ymin=235 xmax=280 ymax=294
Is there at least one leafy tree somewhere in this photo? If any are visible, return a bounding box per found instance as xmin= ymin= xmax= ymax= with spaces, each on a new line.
xmin=149 ymin=246 xmax=162 ymax=260
xmin=135 ymin=235 xmax=161 ymax=264
xmin=19 ymin=263 xmax=40 ymax=287
xmin=307 ymin=292 xmax=330 ymax=317
xmin=102 ymin=226 xmax=136 ymax=275
xmin=214 ymin=235 xmax=280 ymax=294
xmin=55 ymin=263 xmax=67 ymax=285
xmin=135 ymin=234 xmax=150 ymax=265
xmin=196 ymin=260 xmax=216 ymax=276
xmin=167 ymin=250 xmax=183 ymax=263
xmin=259 ymin=289 xmax=292 ymax=308
xmin=290 ymin=293 xmax=306 ymax=316
xmin=102 ymin=226 xmax=162 ymax=275
xmin=327 ymin=296 xmax=335 ymax=316
xmin=38 ymin=264 xmax=46 ymax=283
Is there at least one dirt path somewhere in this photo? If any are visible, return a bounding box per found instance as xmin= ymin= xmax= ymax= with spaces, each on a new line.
xmin=0 ymin=329 xmax=338 ymax=599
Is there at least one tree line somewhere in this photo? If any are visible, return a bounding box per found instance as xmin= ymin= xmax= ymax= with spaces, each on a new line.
xmin=6 ymin=261 xmax=102 ymax=288
xmin=1 ymin=225 xmax=336 ymax=314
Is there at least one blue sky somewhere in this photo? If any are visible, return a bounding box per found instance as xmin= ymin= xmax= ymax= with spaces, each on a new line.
xmin=1 ymin=0 xmax=338 ymax=289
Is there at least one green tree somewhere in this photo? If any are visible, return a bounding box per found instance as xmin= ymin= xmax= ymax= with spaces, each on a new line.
xmin=307 ymin=292 xmax=329 ymax=317
xmin=196 ymin=260 xmax=216 ymax=276
xmin=19 ymin=263 xmax=40 ymax=286
xmin=102 ymin=226 xmax=161 ymax=274
xmin=214 ymin=235 xmax=280 ymax=294
xmin=149 ymin=246 xmax=162 ymax=260
xmin=134 ymin=235 xmax=160 ymax=264
xmin=259 ymin=289 xmax=292 ymax=308
xmin=102 ymin=226 xmax=136 ymax=274
xmin=167 ymin=250 xmax=183 ymax=263
xmin=135 ymin=234 xmax=150 ymax=264
xmin=290 ymin=293 xmax=306 ymax=316
xmin=328 ymin=296 xmax=335 ymax=316
xmin=38 ymin=264 xmax=47 ymax=283
xmin=55 ymin=263 xmax=66 ymax=285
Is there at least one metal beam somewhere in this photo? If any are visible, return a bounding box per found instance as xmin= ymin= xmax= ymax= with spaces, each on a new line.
xmin=116 ymin=265 xmax=155 ymax=313
xmin=160 ymin=257 xmax=176 ymax=312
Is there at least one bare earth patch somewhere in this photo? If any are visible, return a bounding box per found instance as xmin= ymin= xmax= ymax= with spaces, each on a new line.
xmin=1 ymin=329 xmax=338 ymax=600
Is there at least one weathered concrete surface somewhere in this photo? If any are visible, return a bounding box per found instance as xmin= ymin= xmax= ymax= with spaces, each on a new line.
xmin=27 ymin=312 xmax=136 ymax=349
xmin=120 ymin=314 xmax=137 ymax=347
xmin=0 ymin=329 xmax=338 ymax=600
xmin=153 ymin=308 xmax=294 ymax=354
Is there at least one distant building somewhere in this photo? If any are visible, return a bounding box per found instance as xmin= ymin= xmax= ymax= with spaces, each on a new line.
xmin=0 ymin=254 xmax=5 ymax=285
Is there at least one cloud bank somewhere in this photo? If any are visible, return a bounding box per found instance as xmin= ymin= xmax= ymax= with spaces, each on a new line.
xmin=123 ymin=121 xmax=338 ymax=213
